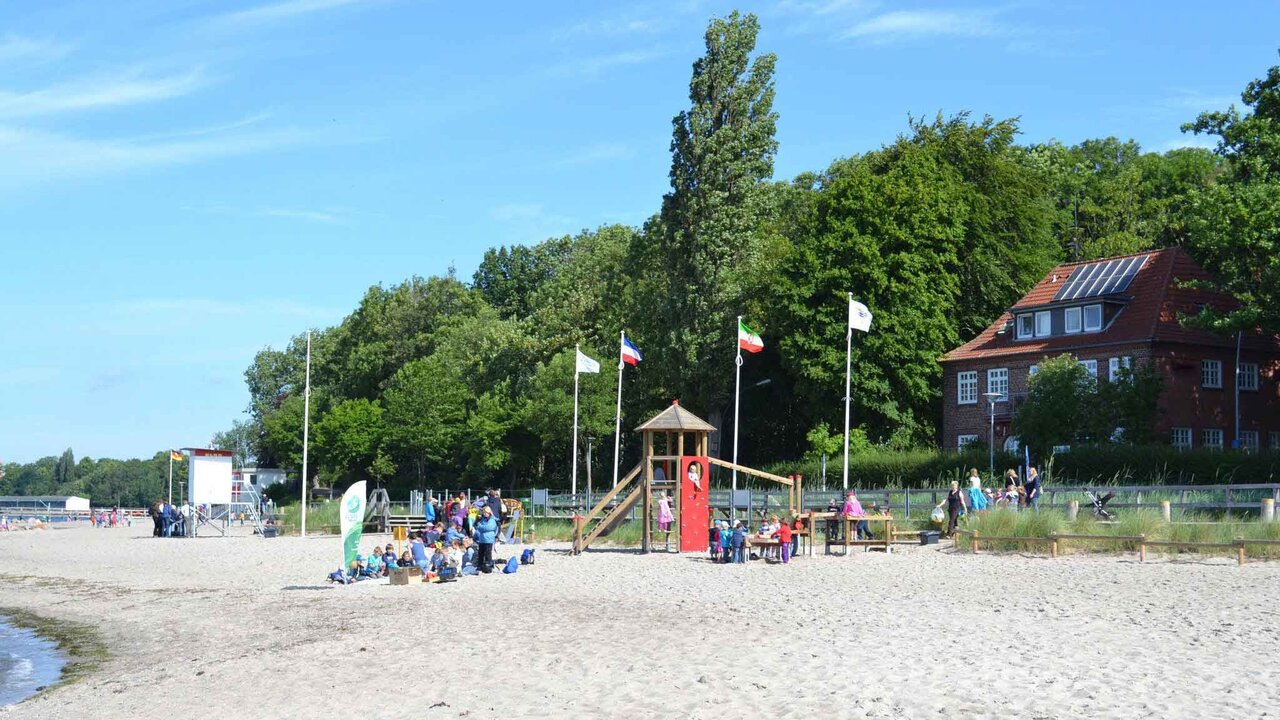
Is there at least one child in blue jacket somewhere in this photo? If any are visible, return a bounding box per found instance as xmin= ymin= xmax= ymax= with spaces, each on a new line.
xmin=730 ymin=521 xmax=746 ymax=564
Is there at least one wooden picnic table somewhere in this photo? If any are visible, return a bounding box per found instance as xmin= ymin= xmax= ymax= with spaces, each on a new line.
xmin=802 ymin=511 xmax=894 ymax=555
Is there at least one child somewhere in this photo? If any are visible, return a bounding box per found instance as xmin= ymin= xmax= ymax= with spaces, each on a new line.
xmin=382 ymin=546 xmax=399 ymax=569
xmin=399 ymin=549 xmax=413 ymax=568
xmin=410 ymin=536 xmax=429 ymax=569
xmin=1001 ymin=483 xmax=1021 ymax=511
xmin=791 ymin=516 xmax=804 ymax=558
xmin=776 ymin=520 xmax=792 ymax=564
xmin=657 ymin=491 xmax=674 ymax=533
xmin=366 ymin=547 xmax=385 ymax=576
xmin=460 ymin=537 xmax=477 ymax=572
xmin=709 ymin=522 xmax=721 ymax=560
xmin=719 ymin=520 xmax=733 ymax=563
xmin=730 ymin=521 xmax=746 ymax=564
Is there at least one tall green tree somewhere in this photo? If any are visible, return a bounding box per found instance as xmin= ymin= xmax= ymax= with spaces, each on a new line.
xmin=314 ymin=398 xmax=387 ymax=486
xmin=651 ymin=10 xmax=779 ymax=416
xmin=382 ymin=355 xmax=470 ymax=483
xmin=776 ymin=115 xmax=1059 ymax=443
xmin=1183 ymin=54 xmax=1280 ymax=332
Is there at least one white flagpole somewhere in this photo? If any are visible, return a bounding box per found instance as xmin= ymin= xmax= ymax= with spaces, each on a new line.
xmin=611 ymin=331 xmax=625 ymax=489
xmin=571 ymin=343 xmax=581 ymax=502
xmin=843 ymin=293 xmax=853 ymax=491
xmin=301 ymin=330 xmax=312 ymax=539
xmin=732 ymin=316 xmax=742 ymax=523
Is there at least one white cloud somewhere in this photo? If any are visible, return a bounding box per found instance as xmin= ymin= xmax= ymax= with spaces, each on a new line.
xmin=0 ymin=123 xmax=319 ymax=190
xmin=0 ymin=35 xmax=72 ymax=65
xmin=109 ymin=298 xmax=340 ymax=320
xmin=261 ymin=208 xmax=340 ymax=223
xmin=0 ymin=69 xmax=205 ymax=119
xmin=554 ymin=142 xmax=634 ymax=167
xmin=492 ymin=203 xmax=547 ymax=222
xmin=842 ymin=9 xmax=1004 ymax=42
xmin=549 ymin=49 xmax=668 ymax=78
xmin=557 ymin=17 xmax=662 ymax=39
xmin=0 ymin=367 xmax=60 ymax=387
xmin=1159 ymin=136 xmax=1219 ymax=152
xmin=213 ymin=0 xmax=370 ymax=26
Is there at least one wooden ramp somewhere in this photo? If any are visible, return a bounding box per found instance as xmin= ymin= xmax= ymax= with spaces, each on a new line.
xmin=572 ymin=463 xmax=645 ymax=554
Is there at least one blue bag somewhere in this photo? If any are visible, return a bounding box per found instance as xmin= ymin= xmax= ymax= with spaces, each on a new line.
xmin=520 ymin=548 xmax=535 ymax=565
xmin=502 ymin=556 xmax=519 ymax=574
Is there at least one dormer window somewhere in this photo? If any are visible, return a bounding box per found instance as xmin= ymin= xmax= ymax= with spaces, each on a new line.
xmin=1064 ymin=307 xmax=1082 ymax=334
xmin=1083 ymin=304 xmax=1103 ymax=332
xmin=1016 ymin=314 xmax=1034 ymax=339
xmin=1035 ymin=310 xmax=1051 ymax=337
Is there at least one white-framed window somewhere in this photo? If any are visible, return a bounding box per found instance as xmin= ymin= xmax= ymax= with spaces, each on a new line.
xmin=1171 ymin=427 xmax=1192 ymax=450
xmin=957 ymin=371 xmax=977 ymax=404
xmin=957 ymin=434 xmax=979 ymax=450
xmin=1202 ymin=360 xmax=1223 ymax=389
xmin=1016 ymin=314 xmax=1034 ymax=340
xmin=987 ymin=368 xmax=1009 ymax=398
xmin=1271 ymin=431 xmax=1280 ymax=452
xmin=1238 ymin=362 xmax=1259 ymax=392
xmin=1080 ymin=359 xmax=1098 ymax=378
xmin=1035 ymin=310 xmax=1051 ymax=337
xmin=1203 ymin=428 xmax=1224 ymax=451
xmin=1052 ymin=444 xmax=1072 ymax=454
xmin=1064 ymin=306 xmax=1082 ymax=334
xmin=1109 ymin=356 xmax=1132 ymax=381
xmin=1240 ymin=430 xmax=1260 ymax=453
xmin=1083 ymin=304 xmax=1103 ymax=332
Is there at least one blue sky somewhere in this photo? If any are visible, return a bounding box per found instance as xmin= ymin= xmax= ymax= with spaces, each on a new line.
xmin=2 ymin=0 xmax=1277 ymax=463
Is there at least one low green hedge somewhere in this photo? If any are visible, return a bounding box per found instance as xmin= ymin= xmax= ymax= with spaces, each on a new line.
xmin=758 ymin=446 xmax=1280 ymax=489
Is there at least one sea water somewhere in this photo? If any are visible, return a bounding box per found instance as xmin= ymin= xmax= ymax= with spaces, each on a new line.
xmin=0 ymin=618 xmax=65 ymax=708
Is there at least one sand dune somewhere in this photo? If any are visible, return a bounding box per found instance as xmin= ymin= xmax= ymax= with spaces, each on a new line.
xmin=1 ymin=525 xmax=1277 ymax=719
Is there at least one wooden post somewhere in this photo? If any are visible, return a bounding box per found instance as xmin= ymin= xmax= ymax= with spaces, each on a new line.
xmin=1049 ymin=534 xmax=1058 ymax=559
xmin=1160 ymin=499 xmax=1171 ymax=522
xmin=844 ymin=516 xmax=851 ymax=556
xmin=572 ymin=515 xmax=583 ymax=555
xmin=1066 ymin=500 xmax=1078 ymax=521
xmin=1138 ymin=534 xmax=1145 ymax=563
xmin=1236 ymin=538 xmax=1245 ymax=566
xmin=1262 ymin=498 xmax=1275 ymax=523
xmin=642 ymin=432 xmax=653 ymax=553
xmin=971 ymin=531 xmax=980 ymax=554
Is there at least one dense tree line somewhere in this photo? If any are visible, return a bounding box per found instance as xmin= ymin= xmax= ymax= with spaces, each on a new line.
xmin=1 ymin=448 xmax=186 ymax=508
xmin=10 ymin=17 xmax=1276 ymax=501
xmin=222 ymin=24 xmax=1279 ymax=494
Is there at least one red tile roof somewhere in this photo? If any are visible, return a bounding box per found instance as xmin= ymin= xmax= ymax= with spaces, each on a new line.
xmin=942 ymin=247 xmax=1277 ymax=363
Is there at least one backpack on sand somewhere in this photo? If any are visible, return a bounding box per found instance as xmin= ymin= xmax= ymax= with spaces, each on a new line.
xmin=520 ymin=548 xmax=535 ymax=565
xmin=502 ymin=556 xmax=519 ymax=574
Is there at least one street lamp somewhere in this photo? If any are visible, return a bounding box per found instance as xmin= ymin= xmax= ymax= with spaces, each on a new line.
xmin=982 ymin=391 xmax=1006 ymax=479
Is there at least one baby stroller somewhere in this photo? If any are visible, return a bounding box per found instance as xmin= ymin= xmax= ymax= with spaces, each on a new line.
xmin=1084 ymin=489 xmax=1116 ymax=520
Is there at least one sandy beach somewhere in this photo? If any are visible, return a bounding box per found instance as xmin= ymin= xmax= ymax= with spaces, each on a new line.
xmin=1 ymin=525 xmax=1278 ymax=719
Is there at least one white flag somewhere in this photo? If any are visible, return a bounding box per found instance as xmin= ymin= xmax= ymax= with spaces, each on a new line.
xmin=576 ymin=349 xmax=601 ymax=374
xmin=849 ymin=299 xmax=873 ymax=333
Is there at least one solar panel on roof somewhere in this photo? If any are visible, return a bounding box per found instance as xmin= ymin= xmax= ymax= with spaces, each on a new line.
xmin=1053 ymin=255 xmax=1147 ymax=302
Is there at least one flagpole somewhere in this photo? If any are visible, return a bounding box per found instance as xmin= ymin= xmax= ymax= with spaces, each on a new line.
xmin=611 ymin=331 xmax=625 ymax=489
xmin=571 ymin=343 xmax=581 ymax=502
xmin=843 ymin=293 xmax=853 ymax=491
xmin=301 ymin=330 xmax=312 ymax=539
xmin=167 ymin=452 xmax=173 ymax=505
xmin=732 ymin=316 xmax=742 ymax=523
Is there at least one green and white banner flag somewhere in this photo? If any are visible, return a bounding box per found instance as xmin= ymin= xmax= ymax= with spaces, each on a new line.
xmin=340 ymin=480 xmax=367 ymax=569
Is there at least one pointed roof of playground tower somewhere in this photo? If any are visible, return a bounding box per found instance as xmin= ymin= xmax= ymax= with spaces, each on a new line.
xmin=634 ymin=400 xmax=717 ymax=433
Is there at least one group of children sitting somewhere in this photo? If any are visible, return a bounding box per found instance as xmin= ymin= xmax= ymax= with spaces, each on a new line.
xmin=708 ymin=515 xmax=801 ymax=564
xmin=345 ymin=537 xmax=482 ymax=582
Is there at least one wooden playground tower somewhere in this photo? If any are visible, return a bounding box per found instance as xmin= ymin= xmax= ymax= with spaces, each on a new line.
xmin=572 ymin=401 xmax=801 ymax=554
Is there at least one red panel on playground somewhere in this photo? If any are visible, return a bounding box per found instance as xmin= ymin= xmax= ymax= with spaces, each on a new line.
xmin=679 ymin=456 xmax=710 ymax=552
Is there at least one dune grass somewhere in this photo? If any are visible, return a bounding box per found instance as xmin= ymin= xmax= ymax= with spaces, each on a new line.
xmin=961 ymin=508 xmax=1280 ymax=558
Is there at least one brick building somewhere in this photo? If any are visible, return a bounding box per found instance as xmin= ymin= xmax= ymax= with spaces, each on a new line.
xmin=940 ymin=248 xmax=1280 ymax=453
